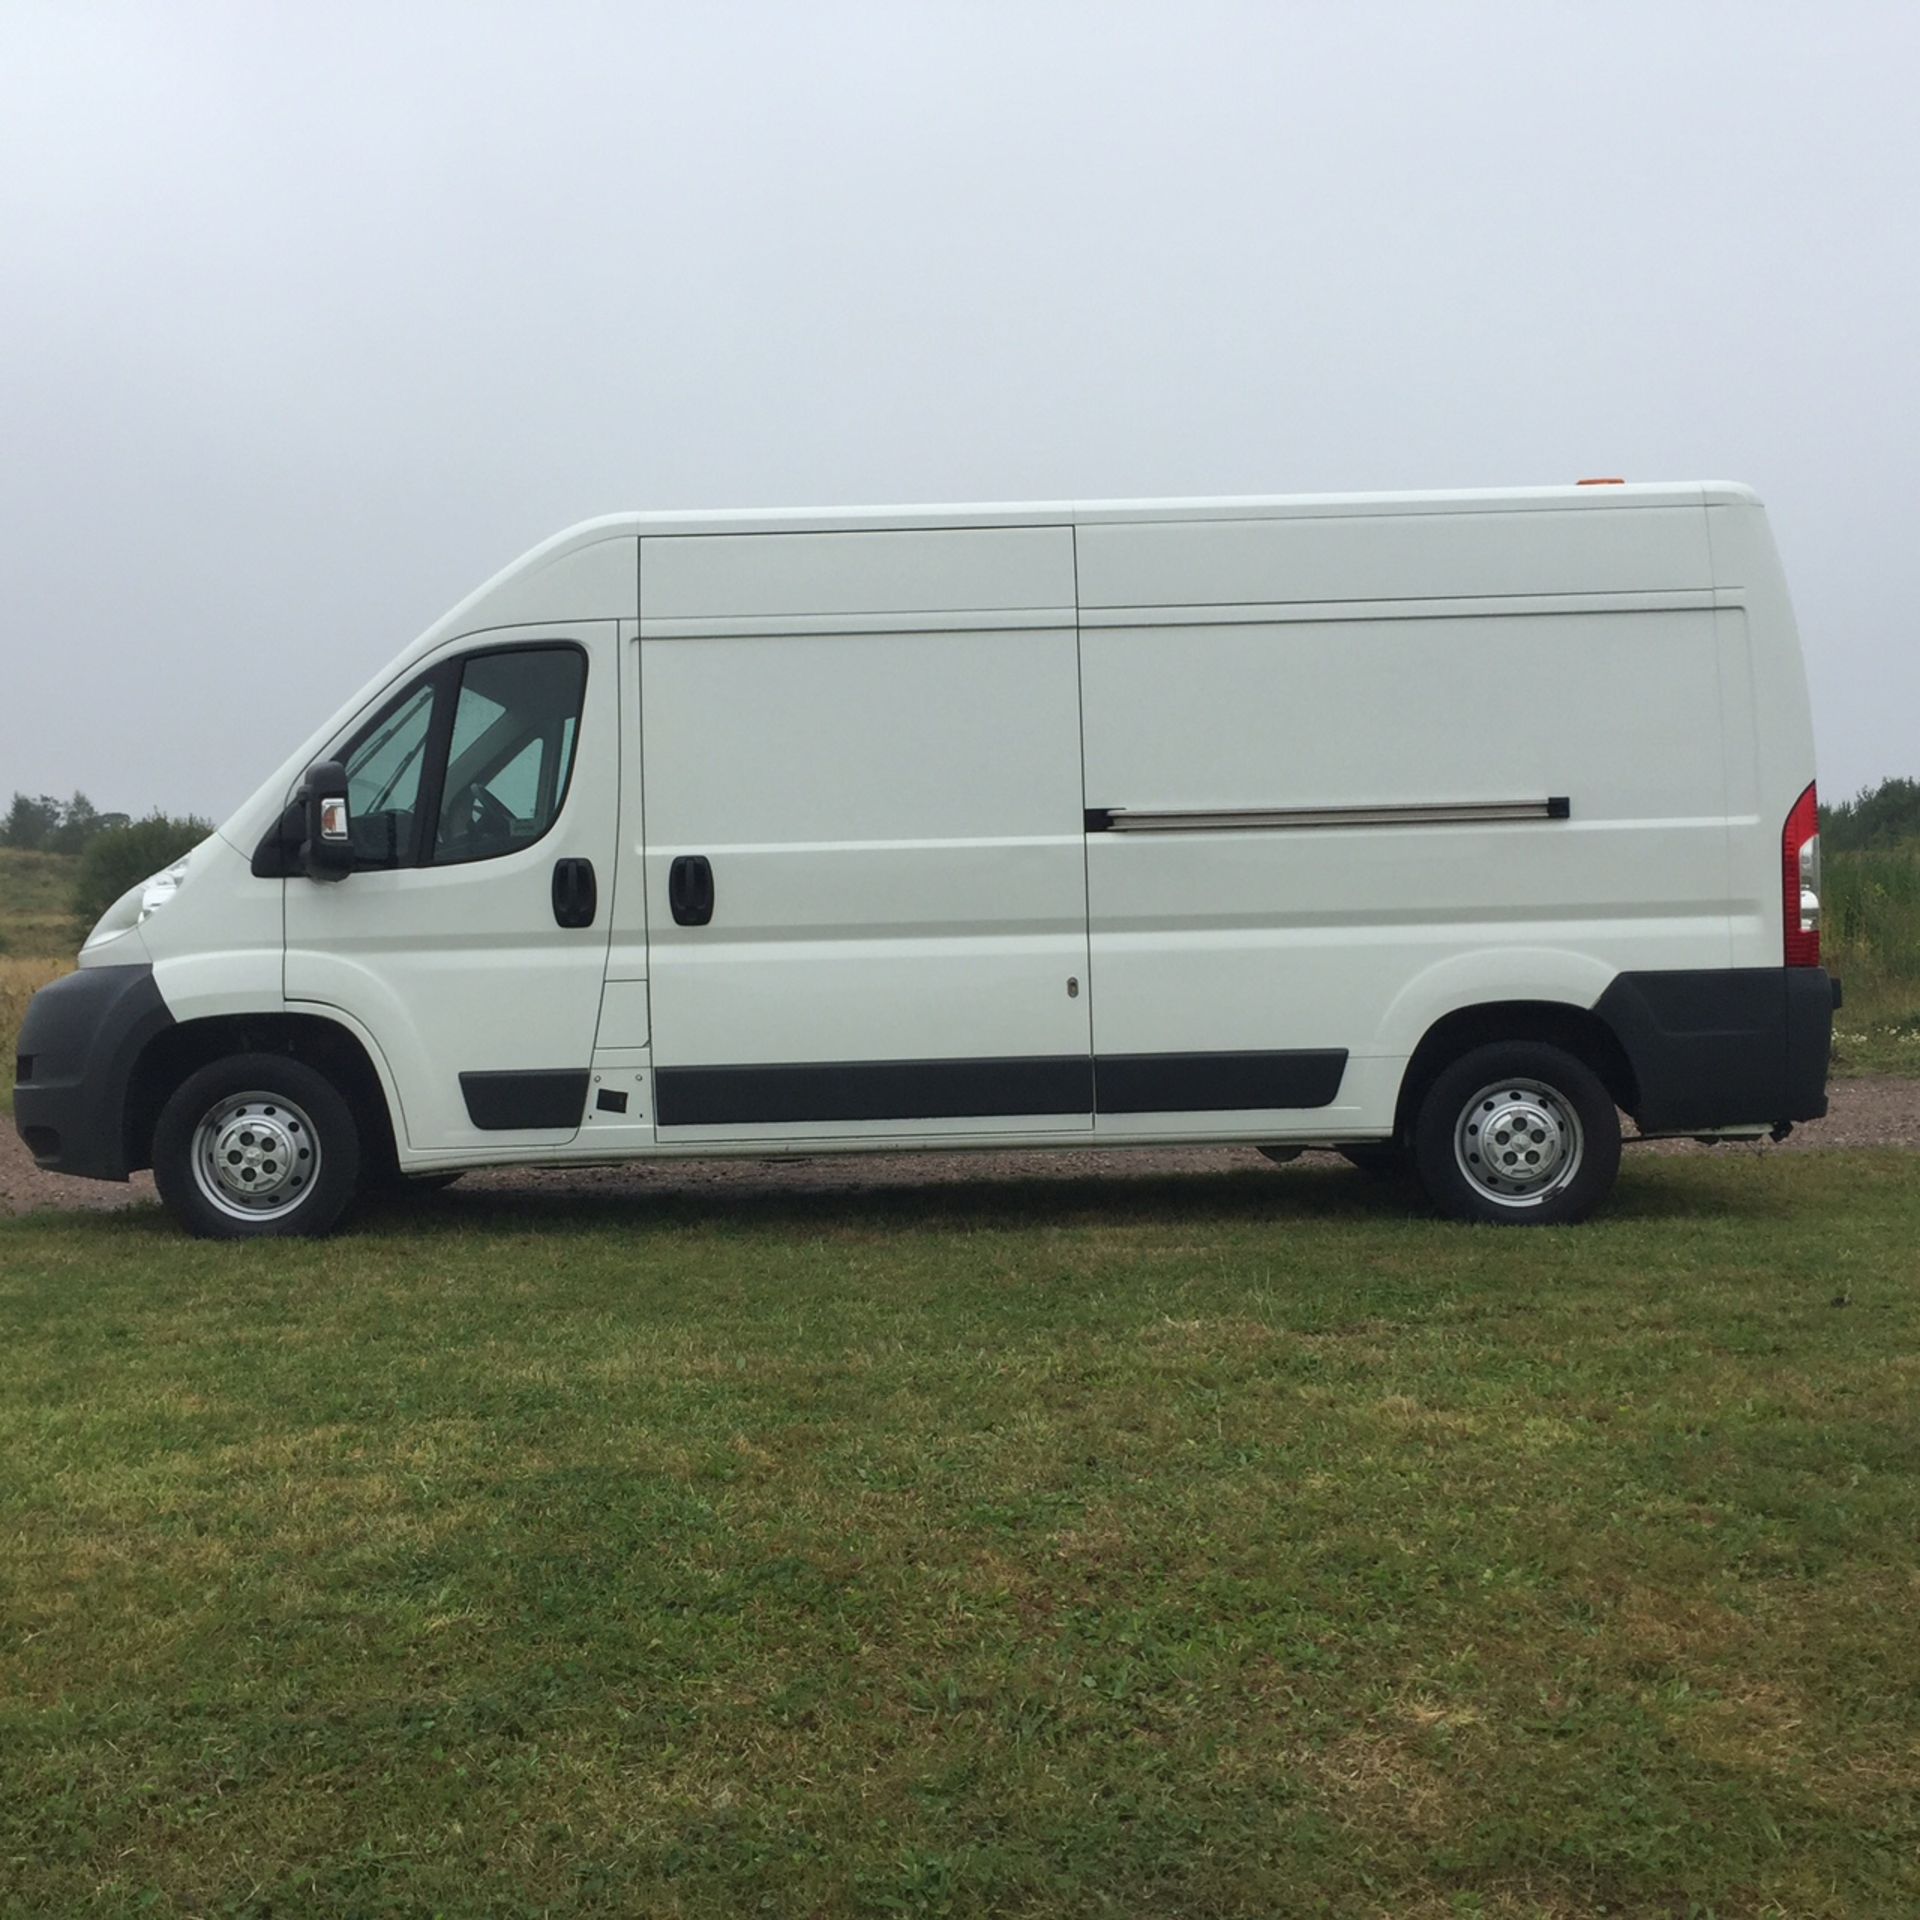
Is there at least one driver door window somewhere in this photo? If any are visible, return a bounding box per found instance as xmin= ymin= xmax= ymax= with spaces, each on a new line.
xmin=432 ymin=647 xmax=586 ymax=865
xmin=330 ymin=644 xmax=586 ymax=871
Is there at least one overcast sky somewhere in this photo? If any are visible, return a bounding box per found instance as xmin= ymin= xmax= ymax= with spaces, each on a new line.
xmin=3 ymin=0 xmax=1915 ymax=818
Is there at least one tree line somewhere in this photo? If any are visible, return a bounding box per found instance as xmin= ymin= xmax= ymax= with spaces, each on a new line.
xmin=2 ymin=791 xmax=133 ymax=855
xmin=1822 ymin=778 xmax=1920 ymax=855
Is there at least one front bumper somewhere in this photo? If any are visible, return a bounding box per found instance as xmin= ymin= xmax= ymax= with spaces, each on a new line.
xmin=13 ymin=964 xmax=174 ymax=1182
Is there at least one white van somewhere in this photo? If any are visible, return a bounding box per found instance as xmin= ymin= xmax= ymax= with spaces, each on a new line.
xmin=16 ymin=482 xmax=1835 ymax=1237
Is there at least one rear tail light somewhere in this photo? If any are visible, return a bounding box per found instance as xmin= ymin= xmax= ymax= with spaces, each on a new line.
xmin=1782 ymin=781 xmax=1821 ymax=968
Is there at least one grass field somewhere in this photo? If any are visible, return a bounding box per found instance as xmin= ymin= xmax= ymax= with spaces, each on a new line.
xmin=0 ymin=846 xmax=83 ymax=957
xmin=4 ymin=1153 xmax=1919 ymax=1916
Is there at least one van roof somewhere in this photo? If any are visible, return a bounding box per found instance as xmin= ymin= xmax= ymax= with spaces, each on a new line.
xmin=543 ymin=480 xmax=1756 ymax=545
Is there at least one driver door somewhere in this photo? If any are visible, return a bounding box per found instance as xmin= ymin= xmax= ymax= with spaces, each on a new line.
xmin=284 ymin=624 xmax=618 ymax=1153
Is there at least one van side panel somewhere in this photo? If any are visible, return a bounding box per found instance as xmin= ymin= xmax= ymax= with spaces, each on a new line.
xmin=1076 ymin=505 xmax=1732 ymax=1134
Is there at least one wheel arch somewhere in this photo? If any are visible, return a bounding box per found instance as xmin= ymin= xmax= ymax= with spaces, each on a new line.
xmin=124 ymin=1012 xmax=400 ymax=1175
xmin=1392 ymin=1000 xmax=1639 ymax=1143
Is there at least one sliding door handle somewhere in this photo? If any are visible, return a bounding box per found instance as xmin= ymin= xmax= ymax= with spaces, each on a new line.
xmin=669 ymin=854 xmax=714 ymax=927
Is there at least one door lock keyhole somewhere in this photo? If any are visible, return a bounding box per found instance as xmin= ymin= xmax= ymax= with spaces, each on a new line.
xmin=1067 ymin=977 xmax=1080 ymax=998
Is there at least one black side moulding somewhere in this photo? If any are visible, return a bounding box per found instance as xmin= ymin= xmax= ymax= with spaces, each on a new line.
xmin=459 ymin=1069 xmax=592 ymax=1130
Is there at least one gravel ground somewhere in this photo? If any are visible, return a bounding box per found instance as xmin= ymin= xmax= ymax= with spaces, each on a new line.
xmin=5 ymin=1077 xmax=1918 ymax=1219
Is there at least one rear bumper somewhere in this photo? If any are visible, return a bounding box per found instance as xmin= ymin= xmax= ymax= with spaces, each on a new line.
xmin=12 ymin=965 xmax=174 ymax=1182
xmin=1593 ymin=966 xmax=1834 ymax=1134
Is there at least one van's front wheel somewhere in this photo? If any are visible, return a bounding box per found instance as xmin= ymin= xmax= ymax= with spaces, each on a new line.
xmin=153 ymin=1054 xmax=361 ymax=1239
xmin=1412 ymin=1042 xmax=1620 ymax=1226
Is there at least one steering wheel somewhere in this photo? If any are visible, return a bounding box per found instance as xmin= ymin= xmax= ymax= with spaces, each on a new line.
xmin=445 ymin=783 xmax=516 ymax=855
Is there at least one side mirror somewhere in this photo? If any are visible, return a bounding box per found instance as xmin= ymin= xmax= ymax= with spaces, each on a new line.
xmin=301 ymin=760 xmax=353 ymax=882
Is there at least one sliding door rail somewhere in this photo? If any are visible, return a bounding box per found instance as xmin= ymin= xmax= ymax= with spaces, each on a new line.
xmin=1083 ymin=798 xmax=1571 ymax=834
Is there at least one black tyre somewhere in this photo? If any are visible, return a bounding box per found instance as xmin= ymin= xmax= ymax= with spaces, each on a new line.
xmin=1256 ymin=1145 xmax=1304 ymax=1165
xmin=152 ymin=1053 xmax=361 ymax=1240
xmin=1411 ymin=1041 xmax=1620 ymax=1226
xmin=1337 ymin=1143 xmax=1407 ymax=1178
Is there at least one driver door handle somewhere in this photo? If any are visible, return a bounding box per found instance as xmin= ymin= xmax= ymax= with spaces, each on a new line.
xmin=669 ymin=854 xmax=714 ymax=927
xmin=551 ymin=857 xmax=597 ymax=929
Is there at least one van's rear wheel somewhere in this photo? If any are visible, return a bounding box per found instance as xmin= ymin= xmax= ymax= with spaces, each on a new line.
xmin=153 ymin=1054 xmax=360 ymax=1239
xmin=1412 ymin=1042 xmax=1620 ymax=1226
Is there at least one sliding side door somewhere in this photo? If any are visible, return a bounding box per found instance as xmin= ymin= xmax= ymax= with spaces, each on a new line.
xmin=639 ymin=526 xmax=1093 ymax=1142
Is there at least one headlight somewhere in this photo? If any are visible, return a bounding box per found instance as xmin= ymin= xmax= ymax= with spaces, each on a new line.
xmin=84 ymin=851 xmax=200 ymax=951
xmin=138 ymin=860 xmax=192 ymax=923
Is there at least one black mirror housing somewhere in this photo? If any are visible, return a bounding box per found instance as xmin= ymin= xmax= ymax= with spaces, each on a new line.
xmin=301 ymin=760 xmax=353 ymax=881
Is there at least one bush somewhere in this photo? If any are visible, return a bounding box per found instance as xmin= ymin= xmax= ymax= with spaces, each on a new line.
xmin=72 ymin=814 xmax=215 ymax=928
